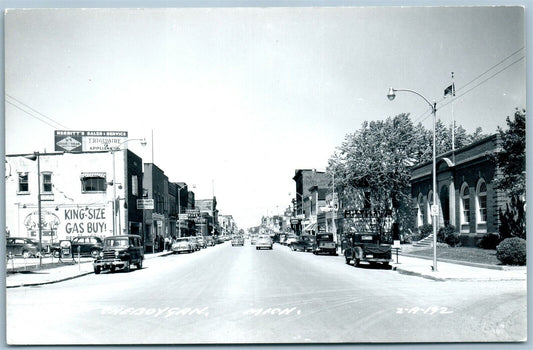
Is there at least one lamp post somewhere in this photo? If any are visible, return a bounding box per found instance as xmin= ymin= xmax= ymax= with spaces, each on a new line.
xmin=387 ymin=87 xmax=438 ymax=272
xmin=108 ymin=138 xmax=147 ymax=235
xmin=25 ymin=152 xmax=43 ymax=267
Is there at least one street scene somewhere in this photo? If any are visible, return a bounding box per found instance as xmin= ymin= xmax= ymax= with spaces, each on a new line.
xmin=6 ymin=240 xmax=527 ymax=344
xmin=3 ymin=4 xmax=528 ymax=347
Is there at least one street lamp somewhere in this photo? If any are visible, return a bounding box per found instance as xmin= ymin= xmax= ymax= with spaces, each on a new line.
xmin=387 ymin=87 xmax=439 ymax=272
xmin=108 ymin=138 xmax=147 ymax=235
xmin=24 ymin=152 xmax=43 ymax=267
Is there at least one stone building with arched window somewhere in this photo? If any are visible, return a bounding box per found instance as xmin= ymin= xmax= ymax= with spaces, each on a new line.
xmin=410 ymin=134 xmax=508 ymax=245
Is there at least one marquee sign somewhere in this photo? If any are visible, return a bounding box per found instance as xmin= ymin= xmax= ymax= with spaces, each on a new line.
xmin=55 ymin=130 xmax=128 ymax=152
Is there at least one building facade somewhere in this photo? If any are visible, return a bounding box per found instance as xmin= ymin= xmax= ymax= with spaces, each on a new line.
xmin=142 ymin=163 xmax=169 ymax=252
xmin=292 ymin=169 xmax=331 ymax=234
xmin=5 ymin=150 xmax=143 ymax=248
xmin=410 ymin=134 xmax=507 ymax=244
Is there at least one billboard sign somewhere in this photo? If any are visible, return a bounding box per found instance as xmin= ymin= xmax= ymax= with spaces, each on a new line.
xmin=55 ymin=130 xmax=128 ymax=152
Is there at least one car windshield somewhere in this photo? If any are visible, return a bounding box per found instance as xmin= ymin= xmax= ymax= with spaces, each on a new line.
xmin=104 ymin=238 xmax=129 ymax=247
xmin=175 ymin=238 xmax=189 ymax=243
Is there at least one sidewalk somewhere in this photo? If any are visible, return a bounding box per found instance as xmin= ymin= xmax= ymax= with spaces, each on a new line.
xmin=5 ymin=250 xmax=174 ymax=288
xmin=391 ymin=254 xmax=527 ymax=281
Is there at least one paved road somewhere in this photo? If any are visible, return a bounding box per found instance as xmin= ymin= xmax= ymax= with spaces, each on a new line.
xmin=6 ymin=241 xmax=527 ymax=344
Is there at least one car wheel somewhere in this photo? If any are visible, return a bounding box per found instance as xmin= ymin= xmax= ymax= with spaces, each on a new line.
xmin=22 ymin=250 xmax=31 ymax=259
xmin=354 ymin=258 xmax=361 ymax=267
xmin=53 ymin=250 xmax=60 ymax=258
xmin=94 ymin=267 xmax=101 ymax=274
xmin=110 ymin=266 xmax=116 ymax=273
xmin=90 ymin=249 xmax=100 ymax=259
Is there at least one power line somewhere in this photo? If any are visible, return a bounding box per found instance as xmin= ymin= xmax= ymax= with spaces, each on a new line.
xmin=438 ymin=55 xmax=525 ymax=111
xmin=5 ymin=100 xmax=63 ymax=129
xmin=411 ymin=48 xmax=525 ymax=125
xmin=5 ymin=93 xmax=70 ymax=130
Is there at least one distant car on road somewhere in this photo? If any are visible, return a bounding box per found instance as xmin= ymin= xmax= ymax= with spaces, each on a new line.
xmin=231 ymin=236 xmax=244 ymax=246
xmin=256 ymin=235 xmax=273 ymax=250
xmin=250 ymin=235 xmax=258 ymax=245
xmin=6 ymin=237 xmax=43 ymax=258
xmin=172 ymin=237 xmax=195 ymax=253
xmin=290 ymin=235 xmax=315 ymax=252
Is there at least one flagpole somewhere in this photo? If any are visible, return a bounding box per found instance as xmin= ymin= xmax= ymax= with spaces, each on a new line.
xmin=451 ymin=72 xmax=455 ymax=164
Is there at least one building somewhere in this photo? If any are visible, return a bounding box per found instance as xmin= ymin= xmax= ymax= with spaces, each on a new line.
xmin=5 ymin=150 xmax=143 ymax=248
xmin=195 ymin=198 xmax=219 ymax=236
xmin=292 ymin=169 xmax=331 ymax=234
xmin=410 ymin=134 xmax=508 ymax=244
xmin=142 ymin=163 xmax=169 ymax=252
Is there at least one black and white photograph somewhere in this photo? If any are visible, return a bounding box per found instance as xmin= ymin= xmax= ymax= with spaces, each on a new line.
xmin=2 ymin=2 xmax=528 ymax=346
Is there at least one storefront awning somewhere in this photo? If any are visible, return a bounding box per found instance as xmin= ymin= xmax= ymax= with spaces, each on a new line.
xmin=303 ymin=223 xmax=317 ymax=232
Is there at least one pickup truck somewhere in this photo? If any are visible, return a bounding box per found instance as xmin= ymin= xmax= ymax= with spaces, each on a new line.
xmin=343 ymin=232 xmax=391 ymax=267
xmin=313 ymin=233 xmax=337 ymax=255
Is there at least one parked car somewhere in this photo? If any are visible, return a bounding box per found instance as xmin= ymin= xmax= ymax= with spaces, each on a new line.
xmin=313 ymin=233 xmax=338 ymax=255
xmin=62 ymin=236 xmax=103 ymax=258
xmin=256 ymin=234 xmax=273 ymax=250
xmin=250 ymin=235 xmax=258 ymax=245
xmin=196 ymin=236 xmax=207 ymax=249
xmin=188 ymin=237 xmax=200 ymax=251
xmin=205 ymin=236 xmax=215 ymax=247
xmin=231 ymin=235 xmax=244 ymax=246
xmin=290 ymin=235 xmax=315 ymax=252
xmin=6 ymin=237 xmax=43 ymax=258
xmin=93 ymin=235 xmax=144 ymax=274
xmin=172 ymin=237 xmax=195 ymax=253
xmin=285 ymin=234 xmax=298 ymax=246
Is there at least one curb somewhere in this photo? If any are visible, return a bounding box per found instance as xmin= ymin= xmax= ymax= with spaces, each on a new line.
xmin=6 ymin=252 xmax=175 ymax=288
xmin=392 ymin=266 xmax=446 ymax=281
xmin=6 ymin=271 xmax=94 ymax=288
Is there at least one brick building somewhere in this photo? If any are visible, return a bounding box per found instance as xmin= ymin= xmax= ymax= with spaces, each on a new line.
xmin=410 ymin=134 xmax=508 ymax=244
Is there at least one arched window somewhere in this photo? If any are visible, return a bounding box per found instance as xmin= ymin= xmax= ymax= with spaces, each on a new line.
xmin=460 ymin=183 xmax=470 ymax=233
xmin=417 ymin=193 xmax=424 ymax=227
xmin=476 ymin=179 xmax=488 ymax=233
xmin=427 ymin=191 xmax=433 ymax=225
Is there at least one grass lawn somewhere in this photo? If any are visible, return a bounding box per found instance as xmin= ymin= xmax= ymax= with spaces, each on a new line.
xmin=406 ymin=246 xmax=501 ymax=265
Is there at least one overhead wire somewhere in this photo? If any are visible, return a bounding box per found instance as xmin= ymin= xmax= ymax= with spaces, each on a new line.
xmin=5 ymin=100 xmax=64 ymax=129
xmin=5 ymin=93 xmax=70 ymax=129
xmin=410 ymin=47 xmax=525 ymax=125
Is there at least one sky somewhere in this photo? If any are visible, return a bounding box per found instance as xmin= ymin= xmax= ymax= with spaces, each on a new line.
xmin=3 ymin=5 xmax=527 ymax=229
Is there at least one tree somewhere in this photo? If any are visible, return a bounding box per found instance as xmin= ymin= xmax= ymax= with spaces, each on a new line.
xmin=493 ymin=109 xmax=526 ymax=239
xmin=493 ymin=109 xmax=526 ymax=198
xmin=329 ymin=114 xmax=417 ymax=240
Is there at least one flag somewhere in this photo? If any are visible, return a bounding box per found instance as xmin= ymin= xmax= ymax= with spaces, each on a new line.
xmin=444 ymin=83 xmax=455 ymax=97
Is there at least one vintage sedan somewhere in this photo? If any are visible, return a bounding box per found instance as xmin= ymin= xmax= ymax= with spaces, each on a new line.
xmin=6 ymin=237 xmax=43 ymax=258
xmin=196 ymin=236 xmax=207 ymax=249
xmin=290 ymin=235 xmax=315 ymax=252
xmin=256 ymin=235 xmax=273 ymax=250
xmin=285 ymin=234 xmax=298 ymax=246
xmin=171 ymin=237 xmax=194 ymax=254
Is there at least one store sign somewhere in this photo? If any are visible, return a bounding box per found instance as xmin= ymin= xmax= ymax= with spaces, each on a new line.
xmin=55 ymin=130 xmax=128 ymax=152
xmin=137 ymin=199 xmax=154 ymax=210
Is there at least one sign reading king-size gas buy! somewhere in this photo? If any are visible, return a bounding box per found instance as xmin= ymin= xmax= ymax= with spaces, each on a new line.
xmin=55 ymin=130 xmax=128 ymax=152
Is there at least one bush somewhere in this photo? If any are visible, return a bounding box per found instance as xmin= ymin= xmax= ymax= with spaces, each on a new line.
xmin=477 ymin=233 xmax=501 ymax=249
xmin=496 ymin=237 xmax=527 ymax=265
xmin=437 ymin=225 xmax=461 ymax=247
